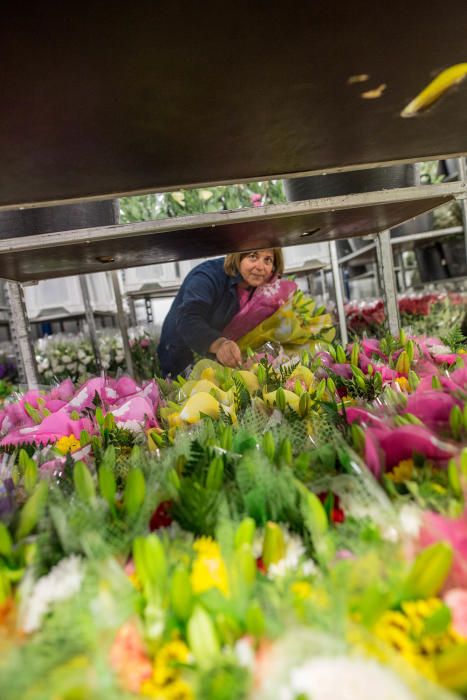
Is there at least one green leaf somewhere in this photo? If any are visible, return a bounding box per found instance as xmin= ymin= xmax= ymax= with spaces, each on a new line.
xmin=73 ymin=461 xmax=96 ymax=503
xmin=124 ymin=468 xmax=146 ymax=516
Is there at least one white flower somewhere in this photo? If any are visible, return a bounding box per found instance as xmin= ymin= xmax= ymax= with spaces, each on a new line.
xmin=235 ymin=638 xmax=255 ymax=669
xmin=268 ymin=532 xmax=306 ymax=580
xmin=61 ymin=354 xmax=72 ymax=364
xmin=82 ymin=356 xmax=92 ymax=365
xmin=275 ymin=656 xmax=416 ymax=700
xmin=53 ymin=364 xmax=65 ymax=373
xmin=399 ymin=504 xmax=422 ymax=538
xmin=19 ymin=556 xmax=84 ymax=633
xmin=77 ymin=349 xmax=86 ymax=360
xmin=38 ymin=358 xmax=50 ymax=371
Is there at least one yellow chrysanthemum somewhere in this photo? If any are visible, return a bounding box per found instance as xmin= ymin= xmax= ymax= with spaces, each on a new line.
xmin=190 ymin=537 xmax=229 ymax=597
xmin=140 ymin=639 xmax=193 ymax=700
xmin=55 ymin=434 xmax=81 ymax=454
xmin=386 ymin=459 xmax=414 ymax=483
xmin=373 ymin=597 xmax=465 ymax=682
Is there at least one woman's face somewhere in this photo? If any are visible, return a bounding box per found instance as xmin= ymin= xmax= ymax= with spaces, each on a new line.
xmin=238 ymin=249 xmax=275 ymax=287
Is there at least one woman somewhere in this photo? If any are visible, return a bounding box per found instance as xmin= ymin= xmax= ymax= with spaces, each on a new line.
xmin=157 ymin=248 xmax=284 ymax=377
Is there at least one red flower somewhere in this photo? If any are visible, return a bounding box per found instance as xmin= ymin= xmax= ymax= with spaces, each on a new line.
xmin=318 ymin=491 xmax=346 ymax=524
xmin=149 ymin=500 xmax=173 ymax=530
xmin=256 ymin=557 xmax=267 ymax=573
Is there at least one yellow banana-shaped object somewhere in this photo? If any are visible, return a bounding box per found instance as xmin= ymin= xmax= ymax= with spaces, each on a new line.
xmin=234 ymin=370 xmax=260 ymax=394
xmin=263 ymin=388 xmax=300 ymax=413
xmin=179 ymin=392 xmax=220 ymax=423
xmin=401 ymin=63 xmax=467 ymax=117
xmin=290 ymin=365 xmax=315 ymax=390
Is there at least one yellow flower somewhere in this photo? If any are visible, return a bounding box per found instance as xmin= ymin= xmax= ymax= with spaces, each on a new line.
xmin=386 ymin=459 xmax=414 ymax=483
xmin=158 ymin=639 xmax=191 ymax=666
xmin=395 ymin=376 xmax=411 ymax=392
xmin=141 ymin=639 xmax=193 ymax=700
xmin=55 ymin=434 xmax=81 ymax=454
xmin=291 ymin=581 xmax=313 ymax=600
xmin=190 ymin=538 xmax=229 ymax=597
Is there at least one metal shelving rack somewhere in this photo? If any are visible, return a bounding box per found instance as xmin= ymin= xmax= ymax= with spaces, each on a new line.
xmin=330 ymin=159 xmax=467 ymax=345
xmin=2 ymin=4 xmax=467 ymax=385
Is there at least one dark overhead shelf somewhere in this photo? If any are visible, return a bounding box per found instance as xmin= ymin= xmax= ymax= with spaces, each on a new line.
xmin=2 ymin=2 xmax=467 ymax=208
xmin=0 ymin=186 xmax=454 ymax=282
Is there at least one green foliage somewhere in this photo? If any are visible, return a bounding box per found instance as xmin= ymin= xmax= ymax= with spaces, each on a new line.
xmin=441 ymin=326 xmax=467 ymax=353
xmin=120 ymin=180 xmax=286 ymax=222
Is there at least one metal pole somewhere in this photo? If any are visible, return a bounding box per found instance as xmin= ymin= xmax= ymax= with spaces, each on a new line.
xmin=6 ymin=281 xmax=39 ymax=388
xmin=128 ymin=296 xmax=137 ymax=327
xmin=79 ymin=275 xmax=102 ymax=371
xmin=399 ymin=252 xmax=407 ymax=292
xmin=329 ymin=241 xmax=348 ymax=346
xmin=456 ymin=157 xmax=467 ymax=262
xmin=110 ymin=270 xmax=134 ymax=377
xmin=320 ymin=268 xmax=328 ymax=305
xmin=375 ymin=230 xmax=400 ymax=336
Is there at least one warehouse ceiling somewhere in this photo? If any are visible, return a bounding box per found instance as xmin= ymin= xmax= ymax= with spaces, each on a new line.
xmin=1 ymin=2 xmax=467 ymax=208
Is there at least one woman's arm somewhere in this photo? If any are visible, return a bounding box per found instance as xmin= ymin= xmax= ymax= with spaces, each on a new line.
xmin=175 ymin=270 xmax=228 ymax=355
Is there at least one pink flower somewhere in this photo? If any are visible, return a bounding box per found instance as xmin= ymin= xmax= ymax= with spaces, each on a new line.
xmin=378 ymin=424 xmax=457 ymax=469
xmin=444 ymin=589 xmax=467 ymax=637
xmin=418 ymin=510 xmax=467 ymax=590
xmin=222 ymin=278 xmax=297 ymax=342
xmin=250 ymin=193 xmax=262 ymax=207
xmin=109 ymin=620 xmax=152 ymax=692
xmin=403 ymin=391 xmax=461 ymax=431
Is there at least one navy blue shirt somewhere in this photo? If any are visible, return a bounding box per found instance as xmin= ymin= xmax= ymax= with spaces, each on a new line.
xmin=157 ymin=258 xmax=242 ymax=377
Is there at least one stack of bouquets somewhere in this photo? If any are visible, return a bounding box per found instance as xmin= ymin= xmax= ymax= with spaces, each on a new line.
xmin=0 ymin=291 xmax=467 ymax=697
xmin=35 ymin=328 xmax=161 ymax=384
xmin=35 ymin=333 xmax=126 ymax=383
xmin=345 ymin=292 xmax=467 ymax=339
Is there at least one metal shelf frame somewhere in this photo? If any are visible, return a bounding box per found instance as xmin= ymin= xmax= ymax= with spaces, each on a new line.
xmin=3 ymin=172 xmax=467 ymax=386
xmin=331 ymin=158 xmax=467 ymax=343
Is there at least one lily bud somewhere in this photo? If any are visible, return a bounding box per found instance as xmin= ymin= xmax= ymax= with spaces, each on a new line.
xmin=450 ymin=405 xmax=463 ymax=441
xmin=336 ymin=345 xmax=347 ymax=364
xmin=276 ymin=387 xmax=286 ymax=412
xmin=278 ymin=437 xmax=292 ymax=467
xmin=0 ymin=523 xmax=13 ymax=556
xmin=262 ymin=431 xmax=276 ymax=462
xmin=432 ymin=375 xmax=442 ymax=389
xmin=395 ymin=350 xmax=410 ymax=375
xmin=187 ymin=605 xmax=220 ymax=668
xmin=448 ymin=458 xmax=462 ymax=497
xmin=16 ymin=481 xmax=48 ymax=541
xmin=262 ymin=522 xmax=286 ymax=569
xmin=170 ymin=565 xmax=193 ymax=622
xmin=124 ymin=468 xmax=146 ymax=516
xmin=350 ymin=342 xmax=360 ymax=368
xmin=351 ymin=423 xmax=365 ymax=452
xmin=402 ymin=542 xmax=453 ymax=599
xmin=408 ymin=370 xmax=420 ymax=391
xmin=98 ymin=464 xmax=116 ymax=508
xmin=73 ymin=461 xmax=96 ymax=504
xmin=245 ymin=602 xmax=266 ymax=638
xmin=302 ymin=491 xmax=328 ymax=538
xmin=234 ymin=517 xmax=256 ymax=549
xmin=24 ymin=460 xmax=38 ymax=495
xmin=299 ymin=391 xmax=311 ymax=417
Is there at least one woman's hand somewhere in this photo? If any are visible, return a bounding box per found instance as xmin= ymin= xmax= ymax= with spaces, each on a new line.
xmin=209 ymin=337 xmax=242 ymax=368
